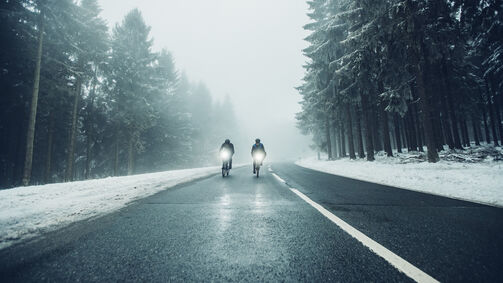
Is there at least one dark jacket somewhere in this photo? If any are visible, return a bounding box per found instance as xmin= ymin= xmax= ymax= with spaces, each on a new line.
xmin=251 ymin=143 xmax=266 ymax=155
xmin=220 ymin=142 xmax=235 ymax=155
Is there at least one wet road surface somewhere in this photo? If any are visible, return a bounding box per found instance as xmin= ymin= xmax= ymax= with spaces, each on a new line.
xmin=1 ymin=163 xmax=502 ymax=282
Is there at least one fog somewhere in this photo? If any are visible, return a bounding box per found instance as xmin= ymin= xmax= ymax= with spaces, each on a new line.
xmin=99 ymin=0 xmax=313 ymax=162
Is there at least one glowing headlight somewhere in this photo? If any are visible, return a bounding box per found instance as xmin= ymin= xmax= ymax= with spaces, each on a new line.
xmin=220 ymin=150 xmax=230 ymax=160
xmin=254 ymin=152 xmax=265 ymax=161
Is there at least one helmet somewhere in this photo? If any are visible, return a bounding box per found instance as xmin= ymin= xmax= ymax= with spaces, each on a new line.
xmin=255 ymin=138 xmax=260 ymax=143
xmin=225 ymin=139 xmax=230 ymax=144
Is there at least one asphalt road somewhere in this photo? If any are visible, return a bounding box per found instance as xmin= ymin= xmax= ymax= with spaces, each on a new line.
xmin=0 ymin=163 xmax=502 ymax=282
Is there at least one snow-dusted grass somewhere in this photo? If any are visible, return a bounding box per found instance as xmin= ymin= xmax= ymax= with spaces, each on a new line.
xmin=296 ymin=146 xmax=503 ymax=207
xmin=0 ymin=166 xmax=219 ymax=249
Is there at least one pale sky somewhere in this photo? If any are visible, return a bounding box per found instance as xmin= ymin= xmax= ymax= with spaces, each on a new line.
xmin=99 ymin=0 xmax=312 ymax=160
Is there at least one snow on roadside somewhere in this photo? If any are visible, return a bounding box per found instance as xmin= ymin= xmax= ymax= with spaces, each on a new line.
xmin=0 ymin=166 xmax=219 ymax=250
xmin=296 ymin=149 xmax=503 ymax=207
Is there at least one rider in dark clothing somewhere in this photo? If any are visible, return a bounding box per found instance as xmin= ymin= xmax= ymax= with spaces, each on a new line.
xmin=251 ymin=138 xmax=266 ymax=173
xmin=220 ymin=139 xmax=235 ymax=169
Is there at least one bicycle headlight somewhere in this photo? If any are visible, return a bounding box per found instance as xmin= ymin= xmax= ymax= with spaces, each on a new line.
xmin=220 ymin=150 xmax=230 ymax=160
xmin=254 ymin=152 xmax=265 ymax=161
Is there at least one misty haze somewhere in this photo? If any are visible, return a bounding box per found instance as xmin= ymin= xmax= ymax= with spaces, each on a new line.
xmin=0 ymin=0 xmax=502 ymax=282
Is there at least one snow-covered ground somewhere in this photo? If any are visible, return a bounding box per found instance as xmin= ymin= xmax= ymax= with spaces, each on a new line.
xmin=296 ymin=145 xmax=503 ymax=207
xmin=0 ymin=166 xmax=219 ymax=249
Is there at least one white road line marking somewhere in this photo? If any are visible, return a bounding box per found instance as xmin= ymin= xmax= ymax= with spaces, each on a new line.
xmin=271 ymin=173 xmax=286 ymax=183
xmin=289 ymin=188 xmax=439 ymax=283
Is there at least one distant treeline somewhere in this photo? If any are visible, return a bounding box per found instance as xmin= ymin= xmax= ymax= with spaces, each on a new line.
xmin=0 ymin=0 xmax=238 ymax=188
xmin=297 ymin=0 xmax=502 ymax=162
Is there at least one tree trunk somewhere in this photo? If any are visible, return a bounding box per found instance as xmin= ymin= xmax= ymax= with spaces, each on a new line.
xmin=346 ymin=104 xmax=356 ymax=159
xmin=475 ymin=114 xmax=483 ymax=144
xmin=393 ymin=114 xmax=403 ymax=153
xmin=114 ymin=129 xmax=120 ymax=176
xmin=381 ymin=107 xmax=393 ymax=157
xmin=330 ymin=124 xmax=337 ymax=158
xmin=424 ymin=59 xmax=444 ymax=151
xmin=400 ymin=117 xmax=408 ymax=150
xmin=489 ymin=79 xmax=503 ymax=143
xmin=482 ymin=110 xmax=491 ymax=144
xmin=340 ymin=119 xmax=346 ymax=157
xmin=480 ymin=97 xmax=491 ymax=144
xmin=65 ymin=78 xmax=81 ymax=182
xmin=22 ymin=10 xmax=44 ymax=186
xmin=127 ymin=132 xmax=135 ymax=175
xmin=371 ymin=101 xmax=382 ymax=152
xmin=14 ymin=107 xmax=27 ymax=186
xmin=85 ymin=69 xmax=98 ymax=179
xmin=333 ymin=126 xmax=339 ymax=158
xmin=497 ymin=79 xmax=503 ymax=125
xmin=331 ymin=119 xmax=339 ymax=158
xmin=406 ymin=110 xmax=418 ymax=151
xmin=445 ymin=80 xmax=463 ymax=149
xmin=413 ymin=105 xmax=424 ymax=152
xmin=44 ymin=110 xmax=54 ymax=183
xmin=485 ymin=82 xmax=500 ymax=146
xmin=417 ymin=118 xmax=424 ymax=152
xmin=471 ymin=114 xmax=480 ymax=146
xmin=460 ymin=118 xmax=470 ymax=147
xmin=415 ymin=58 xmax=439 ymax=162
xmin=409 ymin=87 xmax=423 ymax=152
xmin=404 ymin=116 xmax=411 ymax=151
xmin=325 ymin=117 xmax=333 ymax=160
xmin=404 ymin=10 xmax=435 ymax=157
xmin=355 ymin=106 xmax=365 ymax=159
xmin=361 ymin=94 xmax=375 ymax=161
xmin=85 ymin=123 xmax=93 ymax=179
xmin=377 ymin=82 xmax=393 ymax=157
xmin=433 ymin=104 xmax=445 ymax=151
xmin=440 ymin=93 xmax=454 ymax=149
xmin=333 ymin=124 xmax=340 ymax=158
xmin=438 ymin=118 xmax=448 ymax=150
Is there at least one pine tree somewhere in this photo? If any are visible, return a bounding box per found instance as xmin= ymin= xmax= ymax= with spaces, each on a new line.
xmin=297 ymin=0 xmax=502 ymax=163
xmin=108 ymin=9 xmax=157 ymax=175
xmin=21 ymin=1 xmax=45 ymax=186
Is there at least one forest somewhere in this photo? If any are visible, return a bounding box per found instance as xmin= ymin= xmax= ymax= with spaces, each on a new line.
xmin=0 ymin=0 xmax=239 ymax=188
xmin=297 ymin=0 xmax=502 ymax=162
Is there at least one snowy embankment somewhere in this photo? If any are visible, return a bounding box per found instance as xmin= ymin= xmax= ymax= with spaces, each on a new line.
xmin=296 ymin=146 xmax=503 ymax=207
xmin=0 ymin=166 xmax=219 ymax=249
